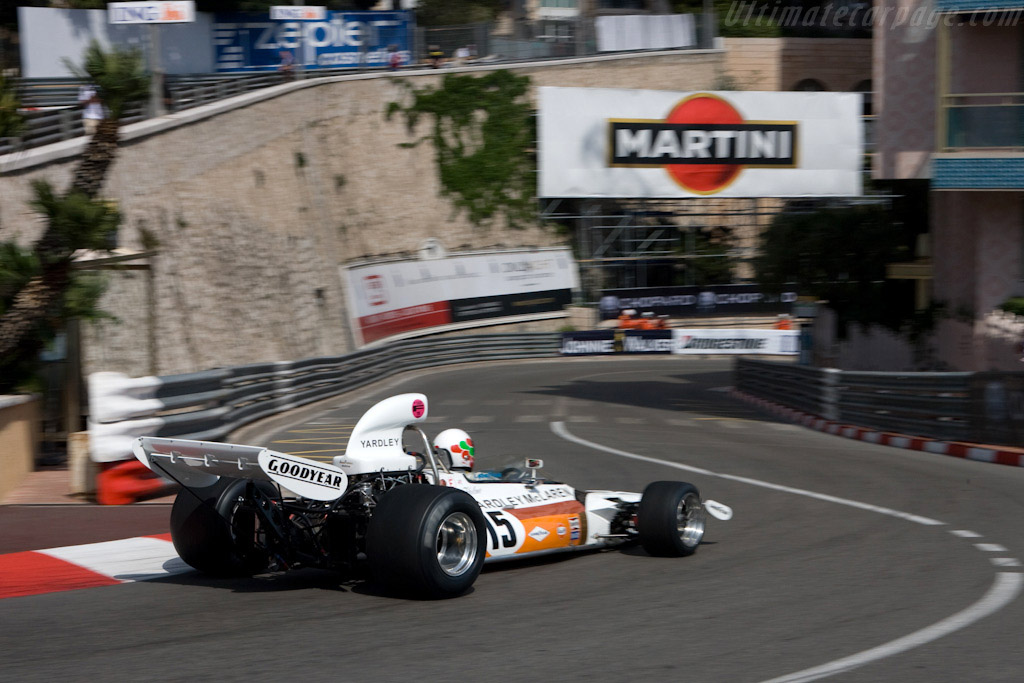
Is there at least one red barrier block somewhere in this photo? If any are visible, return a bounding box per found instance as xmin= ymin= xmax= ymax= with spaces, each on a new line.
xmin=96 ymin=460 xmax=174 ymax=505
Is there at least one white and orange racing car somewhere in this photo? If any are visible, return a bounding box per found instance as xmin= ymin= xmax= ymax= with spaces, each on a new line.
xmin=133 ymin=393 xmax=731 ymax=598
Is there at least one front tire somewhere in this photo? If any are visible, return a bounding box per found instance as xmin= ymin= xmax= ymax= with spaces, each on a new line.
xmin=366 ymin=485 xmax=486 ymax=598
xmin=169 ymin=478 xmax=274 ymax=576
xmin=638 ymin=481 xmax=706 ymax=557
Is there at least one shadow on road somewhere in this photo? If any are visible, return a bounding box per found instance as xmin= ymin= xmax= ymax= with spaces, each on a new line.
xmin=525 ymin=370 xmax=774 ymax=422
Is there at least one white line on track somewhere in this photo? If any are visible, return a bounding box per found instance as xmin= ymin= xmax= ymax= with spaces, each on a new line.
xmin=550 ymin=422 xmax=943 ymax=526
xmin=760 ymin=572 xmax=1022 ymax=683
xmin=992 ymin=558 xmax=1022 ymax=567
xmin=975 ymin=543 xmax=1008 ymax=553
xmin=549 ymin=421 xmax=1023 ymax=682
xmin=951 ymin=530 xmax=983 ymax=538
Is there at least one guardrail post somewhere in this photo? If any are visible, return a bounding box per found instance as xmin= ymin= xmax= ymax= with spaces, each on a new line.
xmin=822 ymin=368 xmax=841 ymax=422
xmin=58 ymin=108 xmax=75 ymax=141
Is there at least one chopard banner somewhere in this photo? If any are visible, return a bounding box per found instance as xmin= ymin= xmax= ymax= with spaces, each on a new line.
xmin=599 ymin=285 xmax=799 ymax=319
xmin=672 ymin=329 xmax=798 ymax=355
xmin=537 ymin=87 xmax=862 ymax=198
xmin=560 ymin=330 xmax=673 ymax=356
xmin=345 ymin=248 xmax=578 ymax=346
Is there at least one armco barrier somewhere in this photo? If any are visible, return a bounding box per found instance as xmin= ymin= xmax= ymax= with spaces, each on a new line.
xmin=85 ymin=338 xmax=1024 ymax=502
xmin=87 ymin=332 xmax=562 ymax=468
xmin=736 ymin=358 xmax=986 ymax=445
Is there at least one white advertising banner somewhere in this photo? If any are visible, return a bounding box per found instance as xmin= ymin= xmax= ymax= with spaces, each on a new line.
xmin=672 ymin=329 xmax=798 ymax=355
xmin=595 ymin=14 xmax=696 ymax=52
xmin=538 ymin=87 xmax=862 ymax=198
xmin=344 ymin=248 xmax=579 ymax=346
xmin=269 ymin=6 xmax=327 ymax=20
xmin=108 ymin=1 xmax=196 ymax=24
xmin=18 ymin=7 xmax=214 ymax=77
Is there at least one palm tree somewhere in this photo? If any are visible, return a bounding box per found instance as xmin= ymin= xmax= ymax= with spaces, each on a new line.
xmin=0 ymin=43 xmax=146 ymax=390
xmin=63 ymin=40 xmax=150 ymax=198
xmin=0 ymin=72 xmax=20 ymax=139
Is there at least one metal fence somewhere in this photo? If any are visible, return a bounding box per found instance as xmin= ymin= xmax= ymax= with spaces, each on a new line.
xmin=734 ymin=358 xmax=1017 ymax=445
xmin=1 ymin=15 xmax=711 ymax=155
xmin=0 ymin=72 xmax=288 ymax=154
xmin=88 ymin=332 xmax=561 ymax=462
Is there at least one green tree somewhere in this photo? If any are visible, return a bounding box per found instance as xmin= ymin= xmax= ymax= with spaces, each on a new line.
xmin=0 ymin=43 xmax=147 ymax=392
xmin=62 ymin=41 xmax=150 ymax=197
xmin=0 ymin=72 xmax=20 ymax=139
xmin=386 ymin=70 xmax=536 ymax=229
xmin=679 ymin=226 xmax=735 ymax=286
xmin=755 ymin=203 xmax=916 ymax=336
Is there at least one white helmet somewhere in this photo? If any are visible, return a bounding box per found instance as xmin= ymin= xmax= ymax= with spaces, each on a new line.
xmin=433 ymin=428 xmax=475 ymax=470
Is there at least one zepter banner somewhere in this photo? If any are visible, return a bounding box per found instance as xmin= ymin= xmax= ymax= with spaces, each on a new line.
xmin=537 ymin=87 xmax=862 ymax=198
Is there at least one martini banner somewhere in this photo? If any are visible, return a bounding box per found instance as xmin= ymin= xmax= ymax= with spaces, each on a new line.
xmin=537 ymin=86 xmax=862 ymax=198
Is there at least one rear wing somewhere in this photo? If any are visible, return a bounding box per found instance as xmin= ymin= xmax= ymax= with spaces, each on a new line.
xmin=133 ymin=393 xmax=433 ymax=497
xmin=133 ymin=436 xmax=347 ymax=501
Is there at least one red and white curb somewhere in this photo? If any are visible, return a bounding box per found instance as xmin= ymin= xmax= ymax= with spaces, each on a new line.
xmin=732 ymin=389 xmax=1024 ymax=468
xmin=0 ymin=534 xmax=191 ymax=600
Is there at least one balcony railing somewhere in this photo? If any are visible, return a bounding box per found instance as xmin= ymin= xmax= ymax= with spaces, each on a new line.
xmin=941 ymin=92 xmax=1024 ymax=150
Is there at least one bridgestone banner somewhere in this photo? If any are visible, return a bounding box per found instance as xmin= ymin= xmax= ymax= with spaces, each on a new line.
xmin=672 ymin=329 xmax=798 ymax=355
xmin=538 ymin=87 xmax=862 ymax=198
xmin=345 ymin=249 xmax=579 ymax=346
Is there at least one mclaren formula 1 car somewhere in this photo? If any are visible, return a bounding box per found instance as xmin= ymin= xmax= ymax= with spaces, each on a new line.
xmin=133 ymin=393 xmax=732 ymax=598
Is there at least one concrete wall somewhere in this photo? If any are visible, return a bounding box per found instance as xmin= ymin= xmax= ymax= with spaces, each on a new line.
xmin=724 ymin=37 xmax=871 ymax=92
xmin=723 ymin=38 xmax=783 ymax=89
xmin=0 ymin=52 xmax=723 ymax=378
xmin=0 ymin=396 xmax=39 ymax=503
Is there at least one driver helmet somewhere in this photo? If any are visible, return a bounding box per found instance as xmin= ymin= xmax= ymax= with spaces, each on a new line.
xmin=433 ymin=428 xmax=475 ymax=470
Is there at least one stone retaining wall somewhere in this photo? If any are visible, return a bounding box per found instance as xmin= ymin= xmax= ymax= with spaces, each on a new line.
xmin=0 ymin=53 xmax=723 ymax=377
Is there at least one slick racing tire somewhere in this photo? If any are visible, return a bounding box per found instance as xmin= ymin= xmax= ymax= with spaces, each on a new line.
xmin=367 ymin=485 xmax=486 ymax=599
xmin=169 ymin=478 xmax=275 ymax=577
xmin=637 ymin=481 xmax=706 ymax=557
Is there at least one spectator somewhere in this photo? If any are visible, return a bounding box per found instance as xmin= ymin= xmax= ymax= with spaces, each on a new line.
xmin=77 ymin=83 xmax=105 ymax=136
xmin=428 ymin=45 xmax=444 ymax=69
xmin=278 ymin=50 xmax=295 ymax=81
xmin=454 ymin=46 xmax=469 ymax=66
xmin=774 ymin=314 xmax=793 ymax=330
xmin=388 ymin=45 xmax=402 ymax=72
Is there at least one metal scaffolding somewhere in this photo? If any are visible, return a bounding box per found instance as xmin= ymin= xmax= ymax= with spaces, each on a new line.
xmin=540 ymin=197 xmax=784 ymax=304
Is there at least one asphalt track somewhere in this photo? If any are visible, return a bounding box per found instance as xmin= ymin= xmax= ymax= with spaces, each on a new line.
xmin=4 ymin=357 xmax=1024 ymax=682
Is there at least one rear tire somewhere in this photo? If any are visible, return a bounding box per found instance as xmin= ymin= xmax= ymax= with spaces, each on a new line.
xmin=638 ymin=481 xmax=706 ymax=557
xmin=169 ymin=478 xmax=274 ymax=576
xmin=367 ymin=485 xmax=486 ymax=598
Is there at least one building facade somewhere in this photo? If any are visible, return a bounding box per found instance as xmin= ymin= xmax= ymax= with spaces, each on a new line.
xmin=874 ymin=0 xmax=1024 ymax=370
